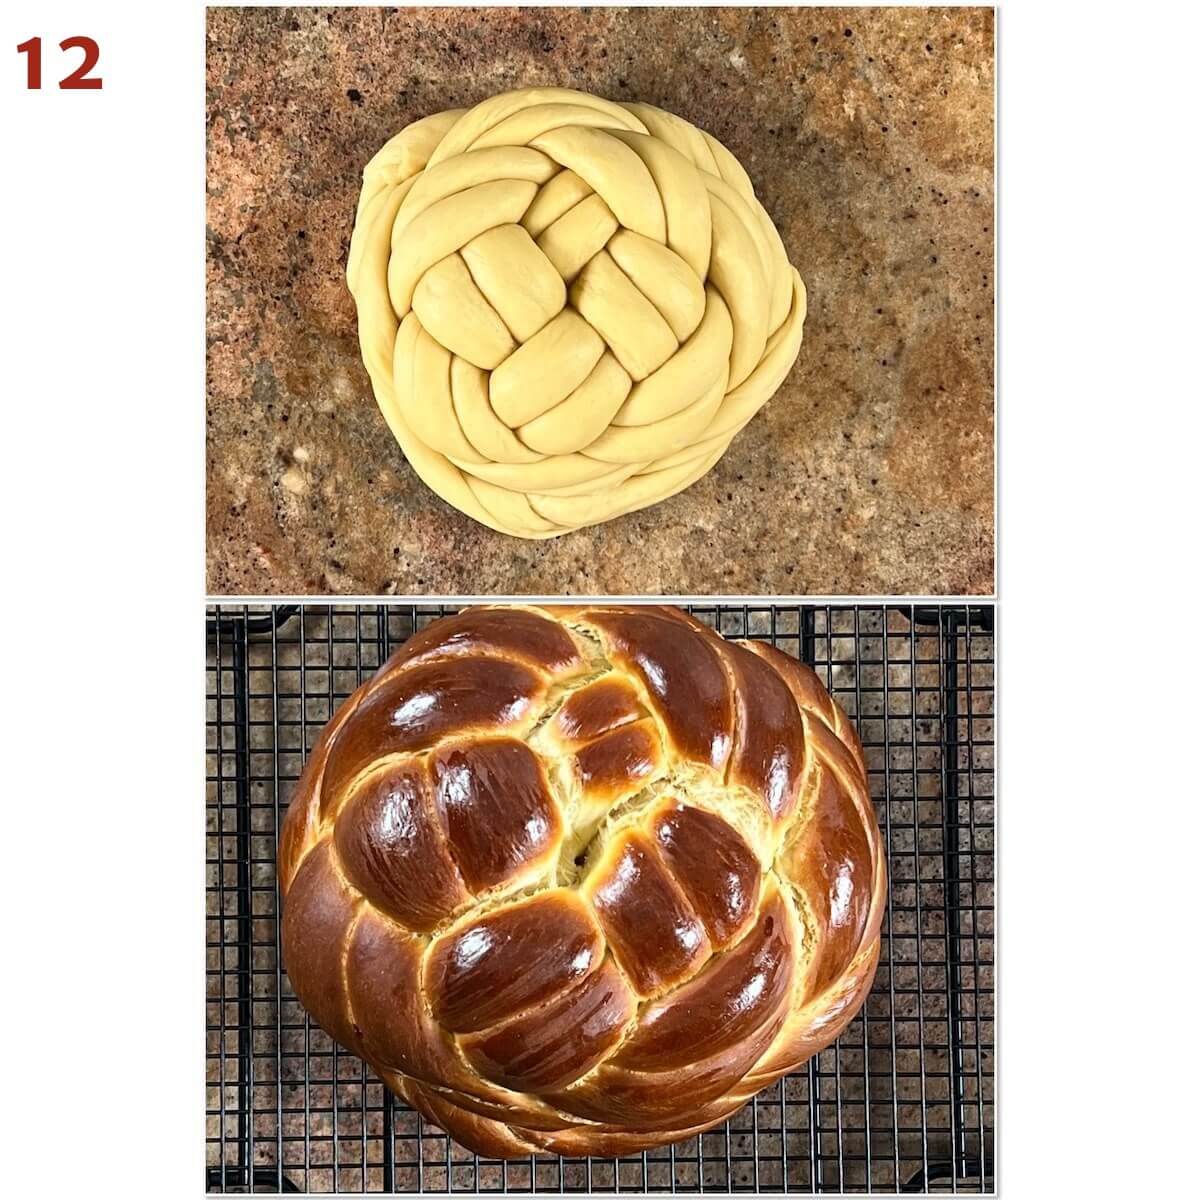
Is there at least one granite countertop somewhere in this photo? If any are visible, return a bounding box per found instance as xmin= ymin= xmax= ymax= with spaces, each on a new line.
xmin=207 ymin=6 xmax=994 ymax=596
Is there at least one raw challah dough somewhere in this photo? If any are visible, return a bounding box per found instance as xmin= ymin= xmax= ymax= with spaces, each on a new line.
xmin=346 ymin=88 xmax=807 ymax=538
xmin=279 ymin=606 xmax=884 ymax=1158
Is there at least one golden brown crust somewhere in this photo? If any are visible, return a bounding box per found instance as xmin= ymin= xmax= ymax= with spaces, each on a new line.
xmin=279 ymin=605 xmax=884 ymax=1157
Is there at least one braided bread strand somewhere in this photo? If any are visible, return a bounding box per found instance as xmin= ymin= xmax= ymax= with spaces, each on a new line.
xmin=347 ymin=89 xmax=807 ymax=538
xmin=279 ymin=607 xmax=884 ymax=1158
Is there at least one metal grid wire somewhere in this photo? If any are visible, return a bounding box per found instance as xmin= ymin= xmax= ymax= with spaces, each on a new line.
xmin=206 ymin=604 xmax=995 ymax=1194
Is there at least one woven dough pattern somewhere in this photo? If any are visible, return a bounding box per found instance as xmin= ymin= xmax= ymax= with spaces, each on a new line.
xmin=346 ymin=88 xmax=807 ymax=538
xmin=279 ymin=607 xmax=885 ymax=1158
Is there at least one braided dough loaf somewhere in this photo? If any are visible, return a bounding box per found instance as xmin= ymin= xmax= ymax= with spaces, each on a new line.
xmin=346 ymin=88 xmax=807 ymax=538
xmin=279 ymin=606 xmax=884 ymax=1158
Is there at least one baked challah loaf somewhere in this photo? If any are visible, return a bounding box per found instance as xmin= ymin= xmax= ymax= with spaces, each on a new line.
xmin=346 ymin=88 xmax=807 ymax=538
xmin=279 ymin=606 xmax=884 ymax=1158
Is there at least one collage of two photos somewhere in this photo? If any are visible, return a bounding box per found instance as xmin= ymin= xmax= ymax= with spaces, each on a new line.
xmin=206 ymin=6 xmax=995 ymax=1194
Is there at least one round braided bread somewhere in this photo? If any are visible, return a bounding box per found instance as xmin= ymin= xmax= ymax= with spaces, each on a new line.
xmin=346 ymin=88 xmax=807 ymax=538
xmin=279 ymin=606 xmax=885 ymax=1158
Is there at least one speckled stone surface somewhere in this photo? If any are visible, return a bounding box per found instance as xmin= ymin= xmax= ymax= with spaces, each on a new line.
xmin=207 ymin=6 xmax=994 ymax=596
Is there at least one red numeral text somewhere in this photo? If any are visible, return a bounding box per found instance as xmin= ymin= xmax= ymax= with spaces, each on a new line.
xmin=16 ymin=36 xmax=41 ymax=89
xmin=16 ymin=35 xmax=102 ymax=90
xmin=58 ymin=36 xmax=102 ymax=89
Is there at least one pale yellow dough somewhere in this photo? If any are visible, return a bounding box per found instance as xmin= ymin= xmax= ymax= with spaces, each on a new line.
xmin=346 ymin=87 xmax=807 ymax=539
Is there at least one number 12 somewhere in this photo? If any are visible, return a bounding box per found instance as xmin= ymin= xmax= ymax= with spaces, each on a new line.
xmin=17 ymin=36 xmax=103 ymax=90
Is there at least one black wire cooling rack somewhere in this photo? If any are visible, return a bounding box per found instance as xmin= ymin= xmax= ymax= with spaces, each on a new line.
xmin=206 ymin=604 xmax=995 ymax=1194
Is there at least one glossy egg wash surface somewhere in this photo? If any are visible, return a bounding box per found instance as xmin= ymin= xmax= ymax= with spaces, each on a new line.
xmin=279 ymin=606 xmax=884 ymax=1158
